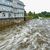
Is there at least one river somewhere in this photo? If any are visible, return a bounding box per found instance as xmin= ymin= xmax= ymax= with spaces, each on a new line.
xmin=0 ymin=19 xmax=50 ymax=50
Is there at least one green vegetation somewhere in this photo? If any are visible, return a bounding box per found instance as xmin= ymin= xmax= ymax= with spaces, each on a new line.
xmin=24 ymin=11 xmax=50 ymax=20
xmin=38 ymin=11 xmax=50 ymax=18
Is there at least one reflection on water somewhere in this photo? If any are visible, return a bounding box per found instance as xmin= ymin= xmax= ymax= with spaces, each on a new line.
xmin=0 ymin=19 xmax=50 ymax=50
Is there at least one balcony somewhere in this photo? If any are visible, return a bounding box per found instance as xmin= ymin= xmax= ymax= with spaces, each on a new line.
xmin=0 ymin=0 xmax=12 ymax=7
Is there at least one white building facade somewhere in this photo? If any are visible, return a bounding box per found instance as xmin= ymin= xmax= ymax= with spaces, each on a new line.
xmin=0 ymin=0 xmax=25 ymax=19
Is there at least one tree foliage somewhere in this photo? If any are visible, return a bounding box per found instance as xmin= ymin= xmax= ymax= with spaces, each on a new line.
xmin=28 ymin=11 xmax=33 ymax=16
xmin=38 ymin=11 xmax=50 ymax=18
xmin=24 ymin=10 xmax=27 ymax=16
xmin=25 ymin=11 xmax=50 ymax=20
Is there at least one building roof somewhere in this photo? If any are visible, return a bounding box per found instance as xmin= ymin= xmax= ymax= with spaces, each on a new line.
xmin=17 ymin=0 xmax=25 ymax=6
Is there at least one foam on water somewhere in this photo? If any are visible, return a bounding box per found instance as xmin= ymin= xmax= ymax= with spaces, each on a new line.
xmin=0 ymin=19 xmax=50 ymax=50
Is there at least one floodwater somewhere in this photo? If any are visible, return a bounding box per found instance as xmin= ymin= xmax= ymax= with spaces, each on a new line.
xmin=0 ymin=19 xmax=50 ymax=50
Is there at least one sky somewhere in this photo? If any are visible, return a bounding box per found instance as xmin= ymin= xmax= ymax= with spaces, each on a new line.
xmin=20 ymin=0 xmax=50 ymax=13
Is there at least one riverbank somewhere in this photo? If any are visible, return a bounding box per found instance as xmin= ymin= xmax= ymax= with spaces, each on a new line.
xmin=0 ymin=18 xmax=24 ymax=31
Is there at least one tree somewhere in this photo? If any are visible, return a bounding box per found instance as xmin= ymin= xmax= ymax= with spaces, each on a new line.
xmin=24 ymin=10 xmax=27 ymax=21
xmin=33 ymin=12 xmax=38 ymax=19
xmin=41 ymin=11 xmax=47 ymax=15
xmin=28 ymin=11 xmax=33 ymax=16
xmin=38 ymin=11 xmax=50 ymax=17
xmin=24 ymin=10 xmax=27 ymax=16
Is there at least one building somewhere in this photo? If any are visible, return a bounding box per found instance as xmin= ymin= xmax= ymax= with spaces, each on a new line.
xmin=0 ymin=0 xmax=25 ymax=19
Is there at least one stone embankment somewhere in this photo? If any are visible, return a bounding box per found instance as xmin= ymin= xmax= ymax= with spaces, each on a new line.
xmin=0 ymin=18 xmax=24 ymax=30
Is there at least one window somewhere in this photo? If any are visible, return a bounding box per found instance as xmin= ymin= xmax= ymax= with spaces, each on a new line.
xmin=3 ymin=13 xmax=5 ymax=16
xmin=14 ymin=14 xmax=16 ymax=17
xmin=6 ymin=0 xmax=13 ymax=2
xmin=0 ymin=11 xmax=1 ymax=13
xmin=9 ymin=13 xmax=11 ymax=17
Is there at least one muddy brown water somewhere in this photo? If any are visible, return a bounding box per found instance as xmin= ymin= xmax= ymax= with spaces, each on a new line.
xmin=0 ymin=19 xmax=50 ymax=50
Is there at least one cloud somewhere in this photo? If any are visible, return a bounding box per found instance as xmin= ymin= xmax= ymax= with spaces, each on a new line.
xmin=20 ymin=0 xmax=50 ymax=13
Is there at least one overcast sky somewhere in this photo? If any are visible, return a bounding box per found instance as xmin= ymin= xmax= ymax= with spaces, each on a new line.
xmin=20 ymin=0 xmax=50 ymax=13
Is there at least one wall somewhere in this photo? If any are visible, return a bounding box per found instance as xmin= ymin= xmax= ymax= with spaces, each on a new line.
xmin=0 ymin=0 xmax=25 ymax=18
